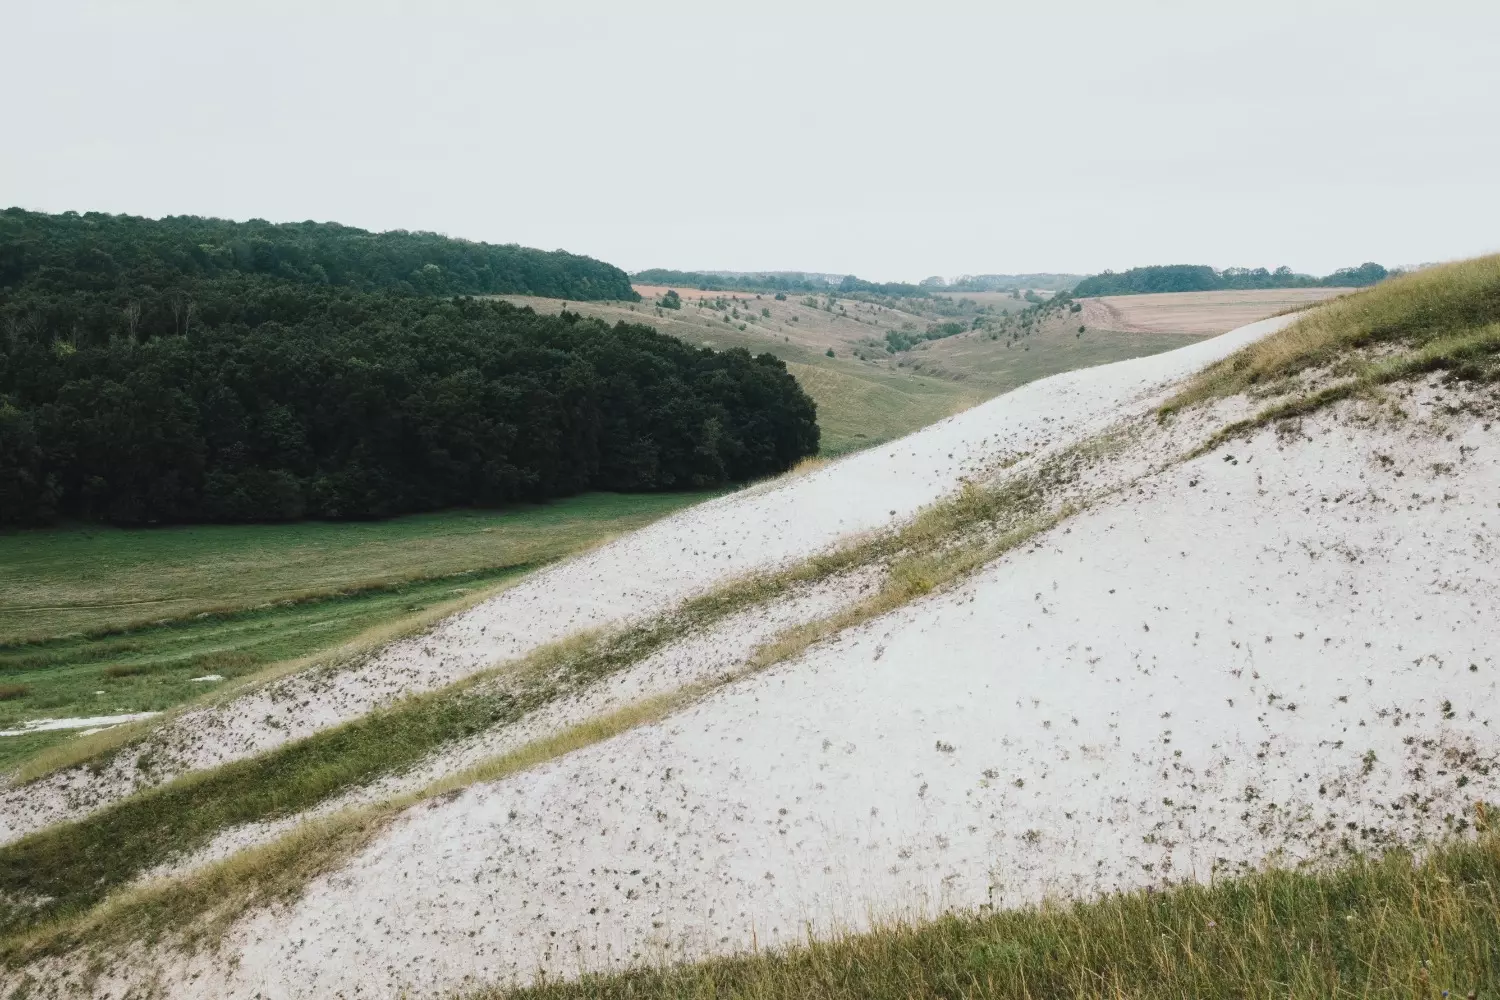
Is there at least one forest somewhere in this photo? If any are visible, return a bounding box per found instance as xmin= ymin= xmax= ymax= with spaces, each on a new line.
xmin=0 ymin=209 xmax=638 ymax=301
xmin=0 ymin=213 xmax=819 ymax=526
xmin=1073 ymin=262 xmax=1391 ymax=297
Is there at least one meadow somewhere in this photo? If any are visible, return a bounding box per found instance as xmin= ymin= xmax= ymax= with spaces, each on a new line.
xmin=0 ymin=492 xmax=709 ymax=772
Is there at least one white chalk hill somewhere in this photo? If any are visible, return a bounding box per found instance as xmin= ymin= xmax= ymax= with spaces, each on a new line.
xmin=110 ymin=316 xmax=1500 ymax=998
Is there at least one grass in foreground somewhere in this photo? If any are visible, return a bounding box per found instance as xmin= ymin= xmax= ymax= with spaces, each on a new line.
xmin=492 ymin=831 xmax=1500 ymax=1000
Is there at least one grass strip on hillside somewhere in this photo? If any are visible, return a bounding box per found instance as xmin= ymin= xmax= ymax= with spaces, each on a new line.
xmin=0 ymin=450 xmax=1087 ymax=960
xmin=0 ymin=692 xmax=697 ymax=967
xmin=1162 ymin=254 xmax=1500 ymax=418
xmin=488 ymin=829 xmax=1500 ymax=1000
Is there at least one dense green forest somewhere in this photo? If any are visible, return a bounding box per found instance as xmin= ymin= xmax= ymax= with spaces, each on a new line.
xmin=0 ymin=213 xmax=818 ymax=527
xmin=1073 ymin=262 xmax=1391 ymax=297
xmin=1 ymin=209 xmax=638 ymax=301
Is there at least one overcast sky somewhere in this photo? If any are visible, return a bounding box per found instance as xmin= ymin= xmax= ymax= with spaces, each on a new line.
xmin=5 ymin=1 xmax=1498 ymax=281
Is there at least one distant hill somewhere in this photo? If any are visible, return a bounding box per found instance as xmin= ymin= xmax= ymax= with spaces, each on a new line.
xmin=634 ymin=269 xmax=1085 ymax=297
xmin=945 ymin=273 xmax=1083 ymax=293
xmin=633 ymin=269 xmax=935 ymax=299
xmin=1074 ymin=263 xmax=1391 ymax=297
xmin=0 ymin=209 xmax=638 ymax=301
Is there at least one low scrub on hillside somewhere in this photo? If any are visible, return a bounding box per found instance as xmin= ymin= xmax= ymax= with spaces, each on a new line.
xmin=496 ymin=832 xmax=1500 ymax=1000
xmin=1164 ymin=253 xmax=1500 ymax=418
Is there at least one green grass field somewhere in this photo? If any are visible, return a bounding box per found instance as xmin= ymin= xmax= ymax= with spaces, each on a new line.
xmin=0 ymin=492 xmax=710 ymax=770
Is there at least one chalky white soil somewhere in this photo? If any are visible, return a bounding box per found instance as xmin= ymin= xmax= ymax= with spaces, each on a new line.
xmin=0 ymin=316 xmax=1295 ymax=843
xmin=62 ymin=330 xmax=1499 ymax=999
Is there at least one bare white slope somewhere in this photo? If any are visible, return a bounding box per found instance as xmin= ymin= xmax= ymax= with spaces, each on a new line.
xmin=0 ymin=316 xmax=1294 ymax=841
xmin=162 ymin=381 xmax=1499 ymax=998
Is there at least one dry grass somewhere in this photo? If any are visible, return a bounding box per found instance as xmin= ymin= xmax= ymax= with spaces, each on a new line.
xmin=494 ymin=829 xmax=1500 ymax=1000
xmin=1163 ymin=255 xmax=1500 ymax=416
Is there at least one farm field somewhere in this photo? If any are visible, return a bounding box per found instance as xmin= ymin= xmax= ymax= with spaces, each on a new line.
xmin=1085 ymin=286 xmax=1346 ymax=334
xmin=0 ymin=492 xmax=709 ymax=773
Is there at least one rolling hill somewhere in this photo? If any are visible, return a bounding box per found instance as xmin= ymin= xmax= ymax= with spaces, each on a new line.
xmin=4 ymin=255 xmax=1498 ymax=997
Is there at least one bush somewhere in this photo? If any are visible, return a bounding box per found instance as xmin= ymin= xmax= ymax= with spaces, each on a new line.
xmin=657 ymin=289 xmax=682 ymax=310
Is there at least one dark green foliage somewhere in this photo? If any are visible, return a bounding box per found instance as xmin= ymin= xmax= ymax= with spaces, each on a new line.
xmin=1074 ymin=263 xmax=1392 ymax=297
xmin=0 ymin=281 xmax=818 ymax=526
xmin=1322 ymin=261 xmax=1390 ymax=287
xmin=883 ymin=320 xmax=969 ymax=354
xmin=657 ymin=289 xmax=682 ymax=310
xmin=1075 ymin=265 xmax=1233 ymax=296
xmin=0 ymin=208 xmax=637 ymax=301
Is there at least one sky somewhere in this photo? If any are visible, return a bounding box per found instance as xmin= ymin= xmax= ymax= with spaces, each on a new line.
xmin=5 ymin=1 xmax=1498 ymax=281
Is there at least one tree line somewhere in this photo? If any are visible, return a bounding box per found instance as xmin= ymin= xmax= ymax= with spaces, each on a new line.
xmin=1 ymin=208 xmax=639 ymax=301
xmin=1073 ymin=263 xmax=1391 ymax=297
xmin=0 ymin=219 xmax=818 ymax=526
xmin=634 ymin=268 xmax=939 ymax=300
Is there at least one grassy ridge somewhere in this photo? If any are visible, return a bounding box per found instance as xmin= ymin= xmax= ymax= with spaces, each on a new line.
xmin=1164 ymin=254 xmax=1500 ymax=415
xmin=494 ymin=832 xmax=1500 ymax=1000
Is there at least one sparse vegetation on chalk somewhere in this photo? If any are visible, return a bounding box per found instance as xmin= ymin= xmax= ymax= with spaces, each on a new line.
xmin=495 ymin=831 xmax=1500 ymax=1000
